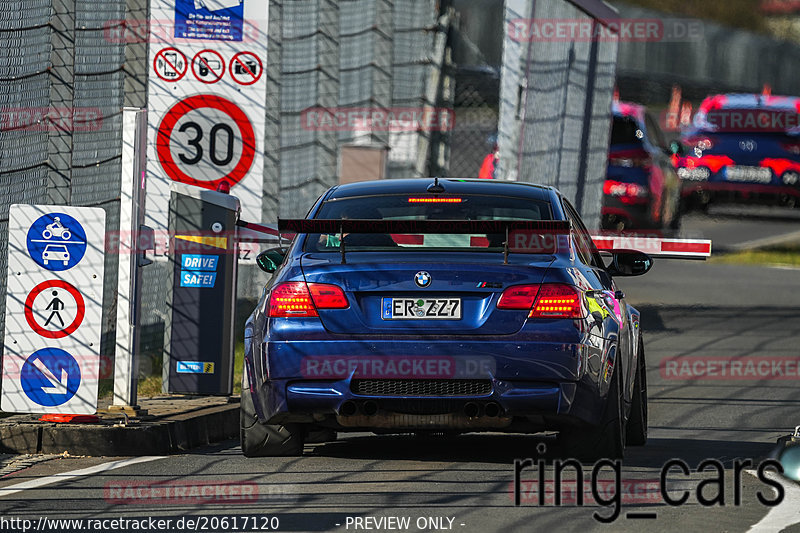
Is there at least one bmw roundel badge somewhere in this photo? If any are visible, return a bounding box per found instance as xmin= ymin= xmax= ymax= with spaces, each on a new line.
xmin=415 ymin=271 xmax=431 ymax=288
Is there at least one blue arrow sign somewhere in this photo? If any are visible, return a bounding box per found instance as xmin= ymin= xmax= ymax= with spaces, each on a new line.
xmin=26 ymin=212 xmax=87 ymax=271
xmin=20 ymin=348 xmax=81 ymax=406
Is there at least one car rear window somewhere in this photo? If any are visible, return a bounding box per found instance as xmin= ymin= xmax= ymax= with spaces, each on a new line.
xmin=610 ymin=116 xmax=644 ymax=146
xmin=303 ymin=194 xmax=553 ymax=252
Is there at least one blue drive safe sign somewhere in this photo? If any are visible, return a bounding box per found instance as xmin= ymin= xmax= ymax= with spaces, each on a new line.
xmin=180 ymin=254 xmax=219 ymax=288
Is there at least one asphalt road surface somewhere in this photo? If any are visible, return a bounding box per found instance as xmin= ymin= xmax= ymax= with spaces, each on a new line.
xmin=1 ymin=218 xmax=799 ymax=533
xmin=680 ymin=205 xmax=800 ymax=251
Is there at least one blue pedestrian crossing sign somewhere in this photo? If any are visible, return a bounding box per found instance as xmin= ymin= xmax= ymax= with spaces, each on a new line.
xmin=20 ymin=348 xmax=81 ymax=407
xmin=26 ymin=212 xmax=88 ymax=271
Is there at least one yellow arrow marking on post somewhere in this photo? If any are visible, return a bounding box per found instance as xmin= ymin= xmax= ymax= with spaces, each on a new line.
xmin=174 ymin=235 xmax=228 ymax=249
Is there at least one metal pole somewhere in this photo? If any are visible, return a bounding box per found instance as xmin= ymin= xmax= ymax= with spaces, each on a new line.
xmin=574 ymin=19 xmax=600 ymax=216
xmin=110 ymin=108 xmax=149 ymax=414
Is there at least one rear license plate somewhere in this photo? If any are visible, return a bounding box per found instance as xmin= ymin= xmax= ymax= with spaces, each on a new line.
xmin=725 ymin=166 xmax=772 ymax=183
xmin=381 ymin=298 xmax=461 ymax=320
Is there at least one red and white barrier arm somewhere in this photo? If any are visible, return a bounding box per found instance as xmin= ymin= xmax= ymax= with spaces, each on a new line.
xmin=236 ymin=220 xmax=294 ymax=243
xmin=591 ymin=235 xmax=712 ymax=259
xmin=236 ymin=219 xmax=713 ymax=260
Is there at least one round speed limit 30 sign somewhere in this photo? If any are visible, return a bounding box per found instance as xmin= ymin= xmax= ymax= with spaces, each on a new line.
xmin=156 ymin=94 xmax=256 ymax=190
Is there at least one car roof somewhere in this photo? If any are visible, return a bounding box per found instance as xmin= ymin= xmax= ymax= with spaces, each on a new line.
xmin=612 ymin=101 xmax=645 ymax=122
xmin=324 ymin=178 xmax=556 ymax=202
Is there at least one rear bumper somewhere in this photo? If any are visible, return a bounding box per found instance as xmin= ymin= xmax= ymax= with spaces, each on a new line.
xmin=246 ymin=335 xmax=612 ymax=431
xmin=283 ymin=377 xmax=585 ymax=424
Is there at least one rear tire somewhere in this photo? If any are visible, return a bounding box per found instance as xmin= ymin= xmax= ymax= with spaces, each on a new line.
xmin=240 ymin=386 xmax=304 ymax=457
xmin=559 ymin=363 xmax=626 ymax=461
xmin=626 ymin=337 xmax=648 ymax=446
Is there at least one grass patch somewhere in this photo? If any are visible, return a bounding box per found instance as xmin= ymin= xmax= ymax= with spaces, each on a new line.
xmin=97 ymin=340 xmax=245 ymax=400
xmin=711 ymin=243 xmax=800 ymax=267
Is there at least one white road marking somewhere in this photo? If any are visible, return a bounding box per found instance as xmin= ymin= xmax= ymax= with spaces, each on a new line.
xmin=747 ymin=469 xmax=800 ymax=532
xmin=769 ymin=265 xmax=800 ymax=271
xmin=730 ymin=229 xmax=800 ymax=251
xmin=0 ymin=456 xmax=166 ymax=498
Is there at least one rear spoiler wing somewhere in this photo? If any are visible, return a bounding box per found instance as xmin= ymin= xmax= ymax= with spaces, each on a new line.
xmin=278 ymin=218 xmax=571 ymax=234
xmin=276 ymin=219 xmax=570 ymax=264
xmin=243 ymin=219 xmax=712 ymax=261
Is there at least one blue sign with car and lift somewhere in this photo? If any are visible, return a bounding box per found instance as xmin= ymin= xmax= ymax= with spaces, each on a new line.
xmin=25 ymin=212 xmax=87 ymax=271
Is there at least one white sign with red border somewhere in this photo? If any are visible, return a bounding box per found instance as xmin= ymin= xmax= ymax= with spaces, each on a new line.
xmin=146 ymin=0 xmax=269 ymax=233
xmin=191 ymin=49 xmax=225 ymax=84
xmin=2 ymin=205 xmax=106 ymax=414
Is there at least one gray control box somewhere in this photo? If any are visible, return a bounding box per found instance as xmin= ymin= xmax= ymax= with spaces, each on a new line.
xmin=163 ymin=182 xmax=240 ymax=395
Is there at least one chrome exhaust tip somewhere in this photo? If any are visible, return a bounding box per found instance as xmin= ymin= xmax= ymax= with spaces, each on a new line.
xmin=484 ymin=402 xmax=501 ymax=418
xmin=464 ymin=402 xmax=480 ymax=418
xmin=362 ymin=400 xmax=379 ymax=416
xmin=339 ymin=400 xmax=357 ymax=416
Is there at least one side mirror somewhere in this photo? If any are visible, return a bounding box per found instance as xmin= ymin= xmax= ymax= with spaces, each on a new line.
xmin=256 ymin=247 xmax=287 ymax=273
xmin=606 ymin=251 xmax=653 ymax=277
xmin=669 ymin=139 xmax=685 ymax=156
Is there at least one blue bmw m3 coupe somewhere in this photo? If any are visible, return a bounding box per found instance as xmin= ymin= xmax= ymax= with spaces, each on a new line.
xmin=242 ymin=178 xmax=650 ymax=461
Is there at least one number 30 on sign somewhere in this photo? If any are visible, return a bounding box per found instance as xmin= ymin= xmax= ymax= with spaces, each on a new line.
xmin=156 ymin=94 xmax=256 ymax=190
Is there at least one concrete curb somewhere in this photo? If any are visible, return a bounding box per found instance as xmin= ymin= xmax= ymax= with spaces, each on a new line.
xmin=0 ymin=402 xmax=240 ymax=456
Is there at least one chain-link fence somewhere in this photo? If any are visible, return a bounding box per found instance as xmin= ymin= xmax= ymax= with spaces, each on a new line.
xmin=495 ymin=0 xmax=619 ymax=227
xmin=0 ymin=0 xmax=130 ymax=362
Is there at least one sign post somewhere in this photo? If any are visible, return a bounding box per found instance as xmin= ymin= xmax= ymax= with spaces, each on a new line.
xmin=109 ymin=107 xmax=152 ymax=415
xmin=2 ymin=205 xmax=106 ymax=414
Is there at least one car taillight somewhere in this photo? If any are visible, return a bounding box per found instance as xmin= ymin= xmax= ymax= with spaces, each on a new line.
xmin=308 ymin=283 xmax=349 ymax=309
xmin=530 ymin=284 xmax=584 ymax=319
xmin=268 ymin=282 xmax=317 ymax=317
xmin=604 ymin=180 xmax=649 ymax=198
xmin=268 ymin=282 xmax=349 ymax=317
xmin=685 ymin=136 xmax=713 ymax=151
xmin=496 ymin=284 xmax=540 ymax=309
xmin=781 ymin=142 xmax=800 ymax=155
xmin=497 ymin=283 xmax=585 ymax=319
